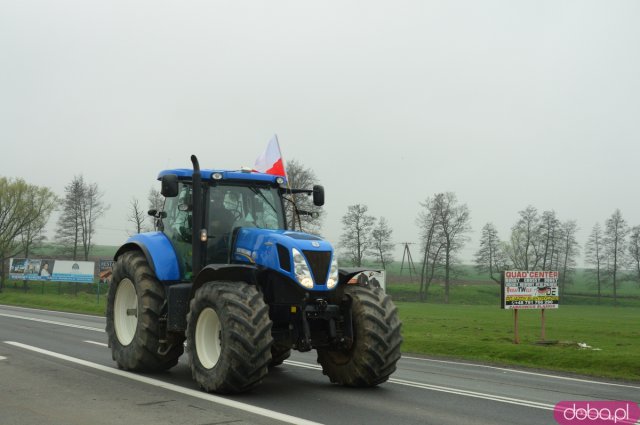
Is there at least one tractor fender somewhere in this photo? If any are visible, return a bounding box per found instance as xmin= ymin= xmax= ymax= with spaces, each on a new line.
xmin=114 ymin=232 xmax=181 ymax=282
xmin=338 ymin=267 xmax=385 ymax=290
xmin=191 ymin=264 xmax=261 ymax=298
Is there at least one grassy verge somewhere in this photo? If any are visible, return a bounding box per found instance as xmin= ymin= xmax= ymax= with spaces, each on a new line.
xmin=399 ymin=302 xmax=640 ymax=381
xmin=0 ymin=289 xmax=106 ymax=315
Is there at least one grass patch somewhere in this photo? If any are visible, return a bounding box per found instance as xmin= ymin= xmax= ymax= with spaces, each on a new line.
xmin=398 ymin=302 xmax=640 ymax=381
xmin=29 ymin=244 xmax=117 ymax=259
xmin=0 ymin=290 xmax=106 ymax=315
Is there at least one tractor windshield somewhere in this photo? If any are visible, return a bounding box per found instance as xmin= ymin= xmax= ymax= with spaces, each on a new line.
xmin=207 ymin=184 xmax=285 ymax=263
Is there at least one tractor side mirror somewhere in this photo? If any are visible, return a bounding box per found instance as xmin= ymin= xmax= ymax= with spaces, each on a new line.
xmin=313 ymin=185 xmax=325 ymax=206
xmin=161 ymin=174 xmax=179 ymax=197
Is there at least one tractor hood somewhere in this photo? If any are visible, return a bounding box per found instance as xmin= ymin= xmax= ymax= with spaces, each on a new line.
xmin=232 ymin=228 xmax=338 ymax=291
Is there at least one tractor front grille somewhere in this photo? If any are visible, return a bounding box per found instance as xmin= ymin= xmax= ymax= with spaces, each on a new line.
xmin=302 ymin=250 xmax=331 ymax=285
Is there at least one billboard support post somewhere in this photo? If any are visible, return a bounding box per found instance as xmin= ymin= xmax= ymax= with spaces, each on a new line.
xmin=541 ymin=309 xmax=546 ymax=341
xmin=514 ymin=309 xmax=520 ymax=344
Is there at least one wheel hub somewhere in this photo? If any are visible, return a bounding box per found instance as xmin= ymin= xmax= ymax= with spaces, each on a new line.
xmin=195 ymin=307 xmax=222 ymax=369
xmin=114 ymin=278 xmax=138 ymax=346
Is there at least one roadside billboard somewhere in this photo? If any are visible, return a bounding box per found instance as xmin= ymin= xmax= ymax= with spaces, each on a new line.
xmin=9 ymin=258 xmax=95 ymax=283
xmin=501 ymin=270 xmax=559 ymax=309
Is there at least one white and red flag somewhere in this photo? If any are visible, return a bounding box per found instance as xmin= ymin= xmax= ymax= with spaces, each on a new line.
xmin=254 ymin=135 xmax=287 ymax=177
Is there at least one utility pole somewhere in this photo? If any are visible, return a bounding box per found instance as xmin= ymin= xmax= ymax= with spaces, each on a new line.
xmin=399 ymin=242 xmax=417 ymax=281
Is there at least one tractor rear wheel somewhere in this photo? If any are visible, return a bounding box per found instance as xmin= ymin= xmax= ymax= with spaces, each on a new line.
xmin=317 ymin=285 xmax=402 ymax=386
xmin=106 ymin=251 xmax=183 ymax=371
xmin=186 ymin=281 xmax=273 ymax=393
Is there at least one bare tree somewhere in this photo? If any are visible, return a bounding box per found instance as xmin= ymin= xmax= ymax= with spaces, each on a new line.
xmin=0 ymin=177 xmax=57 ymax=291
xmin=128 ymin=198 xmax=146 ymax=235
xmin=56 ymin=175 xmax=85 ymax=260
xmin=627 ymin=225 xmax=640 ymax=287
xmin=371 ymin=217 xmax=394 ymax=269
xmin=416 ymin=197 xmax=443 ymax=301
xmin=80 ymin=182 xmax=107 ymax=260
xmin=284 ymin=159 xmax=324 ymax=234
xmin=585 ymin=222 xmax=606 ymax=303
xmin=505 ymin=205 xmax=541 ymax=270
xmin=432 ymin=192 xmax=471 ymax=304
xmin=557 ymin=220 xmax=579 ymax=297
xmin=604 ymin=209 xmax=628 ymax=305
xmin=339 ymin=204 xmax=375 ymax=267
xmin=56 ymin=176 xmax=107 ymax=260
xmin=539 ymin=210 xmax=560 ymax=271
xmin=474 ymin=222 xmax=509 ymax=284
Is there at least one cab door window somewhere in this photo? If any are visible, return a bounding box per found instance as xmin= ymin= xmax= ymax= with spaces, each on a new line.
xmin=161 ymin=183 xmax=193 ymax=278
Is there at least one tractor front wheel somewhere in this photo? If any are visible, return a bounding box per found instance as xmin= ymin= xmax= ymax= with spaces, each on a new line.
xmin=317 ymin=285 xmax=402 ymax=387
xmin=186 ymin=281 xmax=273 ymax=393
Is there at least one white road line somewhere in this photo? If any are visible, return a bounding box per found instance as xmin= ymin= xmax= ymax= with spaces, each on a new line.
xmin=389 ymin=377 xmax=554 ymax=411
xmin=84 ymin=340 xmax=108 ymax=347
xmin=0 ymin=312 xmax=104 ymax=332
xmin=4 ymin=341 xmax=323 ymax=425
xmin=283 ymin=360 xmax=554 ymax=411
xmin=0 ymin=356 xmax=6 ymax=361
xmin=400 ymin=355 xmax=640 ymax=390
xmin=283 ymin=360 xmax=321 ymax=370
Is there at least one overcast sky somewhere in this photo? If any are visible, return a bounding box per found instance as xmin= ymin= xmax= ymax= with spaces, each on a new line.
xmin=2 ymin=1 xmax=639 ymax=264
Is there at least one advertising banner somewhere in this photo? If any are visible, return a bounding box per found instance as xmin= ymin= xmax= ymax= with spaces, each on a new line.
xmin=501 ymin=270 xmax=559 ymax=309
xmin=99 ymin=260 xmax=115 ymax=284
xmin=9 ymin=258 xmax=95 ymax=283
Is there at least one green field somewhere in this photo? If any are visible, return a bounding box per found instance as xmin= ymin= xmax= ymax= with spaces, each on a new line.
xmin=399 ymin=302 xmax=640 ymax=381
xmin=29 ymin=244 xmax=118 ymax=259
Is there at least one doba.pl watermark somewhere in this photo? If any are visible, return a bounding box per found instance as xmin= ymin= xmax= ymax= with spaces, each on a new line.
xmin=554 ymin=401 xmax=640 ymax=425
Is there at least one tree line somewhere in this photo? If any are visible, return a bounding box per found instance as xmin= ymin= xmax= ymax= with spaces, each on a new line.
xmin=337 ymin=196 xmax=639 ymax=304
xmin=475 ymin=207 xmax=640 ymax=305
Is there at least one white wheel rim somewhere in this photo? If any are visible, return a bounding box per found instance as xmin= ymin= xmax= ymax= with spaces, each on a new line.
xmin=196 ymin=307 xmax=222 ymax=369
xmin=114 ymin=278 xmax=138 ymax=346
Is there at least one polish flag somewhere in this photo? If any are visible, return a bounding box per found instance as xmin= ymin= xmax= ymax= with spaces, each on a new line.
xmin=254 ymin=135 xmax=287 ymax=177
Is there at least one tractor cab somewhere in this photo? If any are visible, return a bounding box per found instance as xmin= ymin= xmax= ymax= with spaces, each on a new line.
xmin=157 ymin=169 xmax=289 ymax=279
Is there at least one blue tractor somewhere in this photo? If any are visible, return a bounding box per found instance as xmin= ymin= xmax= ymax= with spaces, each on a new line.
xmin=106 ymin=155 xmax=402 ymax=393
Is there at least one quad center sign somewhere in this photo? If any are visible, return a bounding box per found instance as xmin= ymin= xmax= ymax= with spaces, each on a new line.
xmin=501 ymin=270 xmax=559 ymax=309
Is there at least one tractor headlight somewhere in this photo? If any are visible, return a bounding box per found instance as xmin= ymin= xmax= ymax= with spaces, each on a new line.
xmin=292 ymin=248 xmax=314 ymax=289
xmin=327 ymin=256 xmax=339 ymax=289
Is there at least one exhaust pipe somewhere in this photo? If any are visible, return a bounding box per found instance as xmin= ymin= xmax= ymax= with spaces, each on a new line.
xmin=191 ymin=155 xmax=203 ymax=275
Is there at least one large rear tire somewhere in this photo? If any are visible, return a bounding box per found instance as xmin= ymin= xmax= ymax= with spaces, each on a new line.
xmin=317 ymin=285 xmax=402 ymax=386
xmin=186 ymin=281 xmax=273 ymax=394
xmin=106 ymin=251 xmax=184 ymax=371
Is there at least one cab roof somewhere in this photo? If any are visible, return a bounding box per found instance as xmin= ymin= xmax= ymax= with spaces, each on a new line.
xmin=157 ymin=168 xmax=286 ymax=184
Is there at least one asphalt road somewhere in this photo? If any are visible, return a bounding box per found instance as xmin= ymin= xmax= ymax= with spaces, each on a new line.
xmin=1 ymin=304 xmax=638 ymax=425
